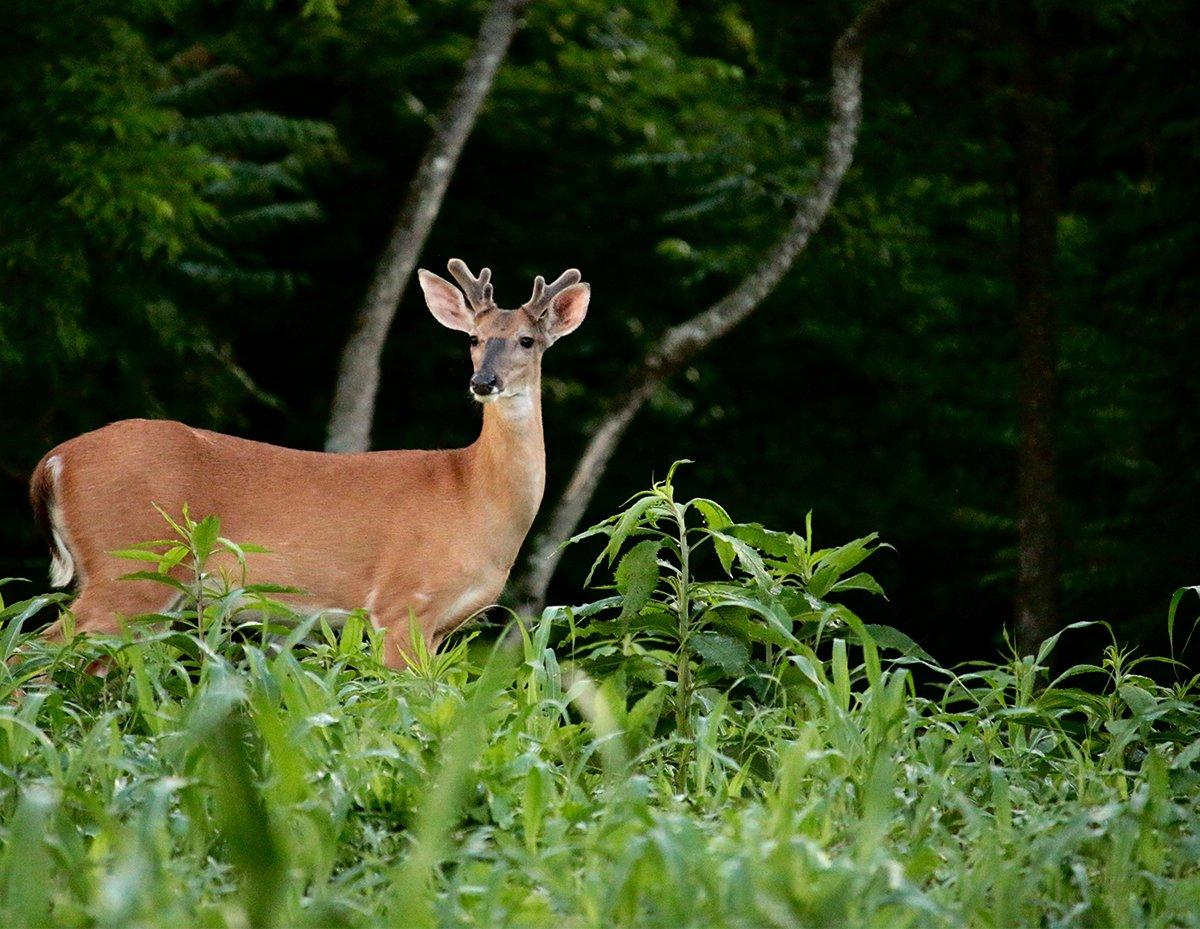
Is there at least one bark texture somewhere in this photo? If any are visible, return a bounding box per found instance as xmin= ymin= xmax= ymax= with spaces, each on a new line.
xmin=515 ymin=0 xmax=907 ymax=610
xmin=326 ymin=0 xmax=527 ymax=453
xmin=1012 ymin=7 xmax=1061 ymax=653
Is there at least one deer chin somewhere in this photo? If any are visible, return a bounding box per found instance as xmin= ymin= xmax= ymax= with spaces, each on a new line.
xmin=469 ymin=387 xmax=530 ymax=405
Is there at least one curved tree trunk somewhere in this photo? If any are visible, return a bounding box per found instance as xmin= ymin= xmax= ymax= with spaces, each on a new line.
xmin=326 ymin=0 xmax=528 ymax=453
xmin=515 ymin=0 xmax=909 ymax=610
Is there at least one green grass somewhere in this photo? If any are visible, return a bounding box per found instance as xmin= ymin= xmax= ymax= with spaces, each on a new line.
xmin=1 ymin=473 xmax=1199 ymax=927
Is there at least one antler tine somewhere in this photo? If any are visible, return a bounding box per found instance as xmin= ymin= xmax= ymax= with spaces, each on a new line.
xmin=446 ymin=258 xmax=496 ymax=313
xmin=529 ymin=275 xmax=546 ymax=306
xmin=526 ymin=268 xmax=582 ymax=317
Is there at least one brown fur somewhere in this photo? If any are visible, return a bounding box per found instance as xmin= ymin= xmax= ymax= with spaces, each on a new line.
xmin=32 ymin=260 xmax=589 ymax=669
xmin=29 ymin=455 xmax=55 ymax=566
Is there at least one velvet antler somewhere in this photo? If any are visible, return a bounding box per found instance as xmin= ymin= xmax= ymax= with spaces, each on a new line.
xmin=447 ymin=258 xmax=496 ymax=314
xmin=524 ymin=268 xmax=583 ymax=319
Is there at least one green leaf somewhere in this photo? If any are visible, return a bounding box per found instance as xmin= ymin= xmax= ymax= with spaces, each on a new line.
xmin=834 ymin=606 xmax=881 ymax=687
xmin=615 ymin=540 xmax=662 ymax=620
xmin=3 ymin=786 xmax=56 ymax=925
xmin=218 ymin=537 xmax=268 ymax=572
xmin=861 ymin=624 xmax=933 ymax=661
xmin=809 ymin=534 xmax=882 ymax=597
xmin=1167 ymin=585 xmax=1200 ymax=658
xmin=711 ymin=614 xmax=799 ymax=650
xmin=1034 ymin=620 xmax=1099 ymax=666
xmin=690 ymin=632 xmax=750 ymax=676
xmin=240 ymin=583 xmax=304 ymax=595
xmin=192 ymin=515 xmax=222 ymax=565
xmin=159 ymin=545 xmax=191 ymax=574
xmin=1119 ymin=683 xmax=1159 ymax=717
xmin=1171 ymin=736 xmax=1200 ymax=770
xmin=545 ymin=597 xmax=624 ymax=627
xmin=703 ymin=590 xmax=798 ymax=644
xmin=710 ymin=530 xmax=773 ymax=591
xmin=1 ymin=593 xmax=70 ymax=660
xmin=727 ymin=523 xmax=794 ymax=559
xmin=564 ymin=521 xmax=614 ymax=549
xmin=109 ymin=546 xmax=172 ymax=562
xmin=693 ymin=498 xmax=735 ymax=574
xmin=830 ymin=572 xmax=887 ymax=598
xmin=661 ymin=459 xmax=692 ymax=493
xmin=604 ymin=495 xmax=660 ymax=566
xmin=180 ymin=111 xmax=336 ymax=153
xmin=626 ymin=684 xmax=668 ymax=748
xmin=118 ymin=571 xmax=188 ymax=591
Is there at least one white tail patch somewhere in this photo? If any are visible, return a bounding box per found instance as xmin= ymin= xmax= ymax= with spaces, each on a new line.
xmin=45 ymin=456 xmax=77 ymax=588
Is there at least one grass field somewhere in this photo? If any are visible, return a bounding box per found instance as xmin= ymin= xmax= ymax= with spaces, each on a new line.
xmin=2 ymin=470 xmax=1199 ymax=927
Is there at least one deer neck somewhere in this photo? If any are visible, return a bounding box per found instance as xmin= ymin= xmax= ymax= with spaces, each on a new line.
xmin=466 ymin=383 xmax=546 ymax=546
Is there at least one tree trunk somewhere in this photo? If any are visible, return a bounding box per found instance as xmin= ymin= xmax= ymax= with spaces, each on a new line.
xmin=515 ymin=0 xmax=909 ymax=610
xmin=1012 ymin=8 xmax=1061 ymax=653
xmin=326 ymin=0 xmax=527 ymax=453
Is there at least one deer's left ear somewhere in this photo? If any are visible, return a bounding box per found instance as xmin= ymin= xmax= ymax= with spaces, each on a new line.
xmin=544 ymin=283 xmax=590 ymax=343
xmin=418 ymin=269 xmax=474 ymax=332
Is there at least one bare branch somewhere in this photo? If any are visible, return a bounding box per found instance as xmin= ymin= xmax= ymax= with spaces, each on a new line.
xmin=326 ymin=0 xmax=529 ymax=453
xmin=515 ymin=0 xmax=910 ymax=610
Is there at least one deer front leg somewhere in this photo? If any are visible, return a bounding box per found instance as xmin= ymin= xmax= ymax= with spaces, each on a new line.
xmin=372 ymin=571 xmax=502 ymax=670
xmin=374 ymin=603 xmax=440 ymax=671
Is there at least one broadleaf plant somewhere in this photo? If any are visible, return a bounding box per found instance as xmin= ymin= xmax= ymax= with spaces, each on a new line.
xmin=558 ymin=462 xmax=902 ymax=763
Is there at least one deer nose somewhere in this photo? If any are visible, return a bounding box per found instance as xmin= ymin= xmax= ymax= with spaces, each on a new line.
xmin=471 ymin=371 xmax=500 ymax=395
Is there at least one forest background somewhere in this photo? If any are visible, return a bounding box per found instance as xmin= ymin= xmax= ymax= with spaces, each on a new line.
xmin=1 ymin=0 xmax=1196 ymax=665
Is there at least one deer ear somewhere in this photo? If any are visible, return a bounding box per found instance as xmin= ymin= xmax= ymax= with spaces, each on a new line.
xmin=418 ymin=269 xmax=473 ymax=332
xmin=544 ymin=282 xmax=590 ymax=343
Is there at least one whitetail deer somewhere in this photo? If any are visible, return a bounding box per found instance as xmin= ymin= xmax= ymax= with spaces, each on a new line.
xmin=29 ymin=259 xmax=589 ymax=668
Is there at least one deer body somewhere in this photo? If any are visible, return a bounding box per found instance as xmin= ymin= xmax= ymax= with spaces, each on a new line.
xmin=31 ymin=260 xmax=588 ymax=668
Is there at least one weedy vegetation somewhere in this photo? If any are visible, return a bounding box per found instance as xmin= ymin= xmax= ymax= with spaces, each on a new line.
xmin=1 ymin=466 xmax=1199 ymax=927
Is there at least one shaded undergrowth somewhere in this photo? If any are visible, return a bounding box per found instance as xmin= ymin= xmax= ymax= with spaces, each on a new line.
xmin=1 ymin=470 xmax=1198 ymax=927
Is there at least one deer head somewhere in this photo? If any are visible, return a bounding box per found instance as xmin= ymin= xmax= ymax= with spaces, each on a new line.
xmin=417 ymin=259 xmax=590 ymax=402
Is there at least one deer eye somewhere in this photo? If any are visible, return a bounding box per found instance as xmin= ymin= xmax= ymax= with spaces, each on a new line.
xmin=469 ymin=335 xmax=480 ymax=347
xmin=519 ymin=336 xmax=536 ymax=349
